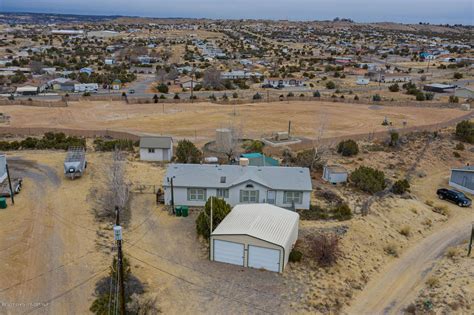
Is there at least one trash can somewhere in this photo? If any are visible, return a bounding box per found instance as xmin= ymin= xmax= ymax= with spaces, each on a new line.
xmin=175 ymin=206 xmax=182 ymax=217
xmin=181 ymin=206 xmax=189 ymax=217
xmin=0 ymin=197 xmax=7 ymax=209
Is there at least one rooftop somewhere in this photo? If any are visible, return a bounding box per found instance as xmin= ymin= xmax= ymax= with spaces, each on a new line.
xmin=212 ymin=203 xmax=299 ymax=248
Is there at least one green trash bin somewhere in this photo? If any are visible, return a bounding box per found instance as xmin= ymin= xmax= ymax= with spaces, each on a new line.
xmin=175 ymin=206 xmax=182 ymax=217
xmin=181 ymin=206 xmax=189 ymax=217
xmin=0 ymin=197 xmax=7 ymax=209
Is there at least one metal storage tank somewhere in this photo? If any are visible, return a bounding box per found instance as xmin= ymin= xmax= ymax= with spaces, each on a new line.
xmin=215 ymin=128 xmax=233 ymax=152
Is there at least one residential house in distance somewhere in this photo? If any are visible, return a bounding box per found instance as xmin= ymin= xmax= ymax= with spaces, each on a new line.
xmin=449 ymin=166 xmax=473 ymax=194
xmin=264 ymin=77 xmax=305 ymax=88
xmin=15 ymin=85 xmax=39 ymax=96
xmin=210 ymin=203 xmax=299 ymax=273
xmin=455 ymin=87 xmax=474 ymax=100
xmin=162 ymin=163 xmax=312 ymax=209
xmin=423 ymin=83 xmax=456 ymax=93
xmin=74 ymin=83 xmax=98 ymax=93
xmin=139 ymin=136 xmax=173 ymax=162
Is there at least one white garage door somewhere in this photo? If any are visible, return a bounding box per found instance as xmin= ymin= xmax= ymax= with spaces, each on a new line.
xmin=213 ymin=240 xmax=245 ymax=266
xmin=248 ymin=245 xmax=280 ymax=272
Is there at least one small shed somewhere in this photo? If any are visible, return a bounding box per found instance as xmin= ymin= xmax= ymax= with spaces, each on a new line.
xmin=139 ymin=136 xmax=173 ymax=162
xmin=210 ymin=204 xmax=299 ymax=273
xmin=323 ymin=165 xmax=348 ymax=184
xmin=449 ymin=166 xmax=473 ymax=194
xmin=112 ymin=79 xmax=122 ymax=90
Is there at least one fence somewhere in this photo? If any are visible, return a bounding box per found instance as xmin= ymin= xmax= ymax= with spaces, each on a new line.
xmin=0 ymin=126 xmax=141 ymax=141
xmin=0 ymin=98 xmax=67 ymax=107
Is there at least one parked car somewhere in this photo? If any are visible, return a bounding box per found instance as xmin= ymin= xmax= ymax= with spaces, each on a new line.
xmin=129 ymin=89 xmax=135 ymax=94
xmin=436 ymin=188 xmax=472 ymax=207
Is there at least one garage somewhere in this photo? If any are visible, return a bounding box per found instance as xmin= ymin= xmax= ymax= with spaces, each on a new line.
xmin=248 ymin=245 xmax=280 ymax=272
xmin=210 ymin=203 xmax=299 ymax=273
xmin=213 ymin=240 xmax=244 ymax=266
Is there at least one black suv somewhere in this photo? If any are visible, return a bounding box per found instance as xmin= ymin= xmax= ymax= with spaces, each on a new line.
xmin=436 ymin=188 xmax=472 ymax=207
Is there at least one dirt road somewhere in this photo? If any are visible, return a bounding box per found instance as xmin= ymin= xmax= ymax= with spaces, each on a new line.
xmin=347 ymin=213 xmax=472 ymax=315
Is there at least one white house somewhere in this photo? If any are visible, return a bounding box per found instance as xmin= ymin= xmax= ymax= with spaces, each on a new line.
xmin=74 ymin=83 xmax=98 ymax=93
xmin=449 ymin=166 xmax=473 ymax=195
xmin=162 ymin=163 xmax=312 ymax=209
xmin=264 ymin=77 xmax=305 ymax=88
xmin=139 ymin=136 xmax=173 ymax=162
xmin=210 ymin=203 xmax=299 ymax=273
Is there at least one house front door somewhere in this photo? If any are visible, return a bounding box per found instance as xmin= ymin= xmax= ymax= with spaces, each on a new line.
xmin=267 ymin=190 xmax=276 ymax=204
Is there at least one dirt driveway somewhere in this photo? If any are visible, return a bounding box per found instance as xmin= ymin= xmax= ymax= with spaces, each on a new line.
xmin=124 ymin=191 xmax=291 ymax=314
xmin=0 ymin=152 xmax=108 ymax=314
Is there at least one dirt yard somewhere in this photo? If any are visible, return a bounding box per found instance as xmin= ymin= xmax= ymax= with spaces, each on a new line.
xmin=1 ymin=100 xmax=470 ymax=144
xmin=0 ymin=128 xmax=471 ymax=314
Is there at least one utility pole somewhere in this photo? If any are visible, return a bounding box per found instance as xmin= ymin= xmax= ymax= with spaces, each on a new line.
xmin=288 ymin=120 xmax=291 ymax=138
xmin=210 ymin=197 xmax=213 ymax=235
xmin=170 ymin=176 xmax=175 ymax=214
xmin=6 ymin=164 xmax=14 ymax=205
xmin=114 ymin=206 xmax=126 ymax=315
xmin=468 ymin=223 xmax=473 ymax=257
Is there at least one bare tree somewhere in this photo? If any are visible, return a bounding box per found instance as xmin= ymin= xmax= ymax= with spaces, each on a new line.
xmin=203 ymin=67 xmax=222 ymax=90
xmin=156 ymin=69 xmax=167 ymax=84
xmin=30 ymin=61 xmax=44 ymax=74
xmin=92 ymin=150 xmax=130 ymax=223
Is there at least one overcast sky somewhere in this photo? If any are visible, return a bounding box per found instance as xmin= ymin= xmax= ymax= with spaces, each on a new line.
xmin=1 ymin=0 xmax=473 ymax=25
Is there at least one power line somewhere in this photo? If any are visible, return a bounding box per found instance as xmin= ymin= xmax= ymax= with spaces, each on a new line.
xmin=127 ymin=253 xmax=274 ymax=314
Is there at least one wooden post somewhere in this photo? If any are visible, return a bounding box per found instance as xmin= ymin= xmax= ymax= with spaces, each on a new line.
xmin=468 ymin=224 xmax=473 ymax=257
xmin=6 ymin=164 xmax=14 ymax=205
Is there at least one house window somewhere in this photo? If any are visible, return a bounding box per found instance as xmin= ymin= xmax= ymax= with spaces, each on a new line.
xmin=148 ymin=148 xmax=155 ymax=153
xmin=216 ymin=189 xmax=229 ymax=199
xmin=284 ymin=191 xmax=303 ymax=204
xmin=240 ymin=190 xmax=259 ymax=203
xmin=187 ymin=188 xmax=206 ymax=201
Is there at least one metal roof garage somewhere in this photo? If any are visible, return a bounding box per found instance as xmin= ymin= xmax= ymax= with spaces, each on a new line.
xmin=210 ymin=204 xmax=299 ymax=273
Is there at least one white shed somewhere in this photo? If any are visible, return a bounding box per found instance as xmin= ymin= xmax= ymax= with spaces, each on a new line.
xmin=210 ymin=204 xmax=299 ymax=273
xmin=323 ymin=165 xmax=348 ymax=184
xmin=139 ymin=136 xmax=173 ymax=162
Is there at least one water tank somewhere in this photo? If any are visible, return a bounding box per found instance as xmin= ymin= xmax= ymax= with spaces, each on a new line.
xmin=216 ymin=128 xmax=233 ymax=152
xmin=240 ymin=158 xmax=249 ymax=166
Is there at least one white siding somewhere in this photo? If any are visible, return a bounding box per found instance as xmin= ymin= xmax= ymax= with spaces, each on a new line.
xmin=139 ymin=147 xmax=172 ymax=161
xmin=164 ymin=183 xmax=310 ymax=209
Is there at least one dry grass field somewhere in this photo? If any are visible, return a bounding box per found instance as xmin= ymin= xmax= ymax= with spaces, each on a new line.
xmin=1 ymin=100 xmax=469 ymax=144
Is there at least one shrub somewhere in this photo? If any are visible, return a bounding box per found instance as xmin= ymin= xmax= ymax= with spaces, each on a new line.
xmin=157 ymin=84 xmax=169 ymax=93
xmin=253 ymin=93 xmax=262 ymax=100
xmin=196 ymin=197 xmax=231 ymax=239
xmin=289 ymin=249 xmax=303 ymax=263
xmin=372 ymin=94 xmax=382 ymax=102
xmin=243 ymin=140 xmax=264 ymax=153
xmin=332 ymin=203 xmax=352 ymax=221
xmin=173 ymin=93 xmax=180 ymax=99
xmin=446 ymin=247 xmax=459 ymax=259
xmin=415 ymin=92 xmax=425 ymax=101
xmin=455 ymin=120 xmax=473 ymax=144
xmin=350 ymin=166 xmax=386 ymax=194
xmin=313 ymin=90 xmax=321 ymax=97
xmin=388 ymin=83 xmax=400 ymax=92
xmin=389 ymin=131 xmax=399 ymax=146
xmin=426 ymin=276 xmax=440 ymax=288
xmin=308 ymin=233 xmax=340 ymax=267
xmin=232 ymin=92 xmax=238 ymax=98
xmin=383 ymin=244 xmax=399 ymax=257
xmin=93 ymin=139 xmax=135 ymax=151
xmin=433 ymin=205 xmax=449 ymax=216
xmin=326 ymin=81 xmax=336 ymax=89
xmin=392 ymin=179 xmax=410 ymax=194
xmin=354 ymin=95 xmax=359 ymax=101
xmin=287 ymin=92 xmax=294 ymax=97
xmin=175 ymin=139 xmax=202 ymax=163
xmin=449 ymin=95 xmax=459 ymax=103
xmin=453 ymin=72 xmax=463 ymax=79
xmin=399 ymin=225 xmax=411 ymax=237
xmin=455 ymin=143 xmax=465 ymax=151
xmin=453 ymin=151 xmax=461 ymax=158
xmin=337 ymin=139 xmax=359 ymax=156
xmin=425 ymin=92 xmax=434 ymax=100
